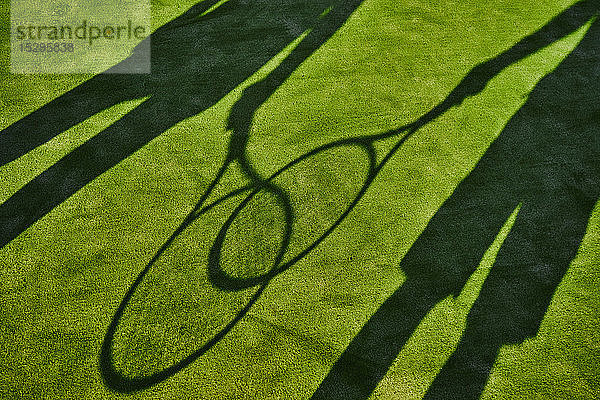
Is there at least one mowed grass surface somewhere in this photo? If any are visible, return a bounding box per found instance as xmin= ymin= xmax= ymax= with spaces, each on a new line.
xmin=1 ymin=0 xmax=599 ymax=399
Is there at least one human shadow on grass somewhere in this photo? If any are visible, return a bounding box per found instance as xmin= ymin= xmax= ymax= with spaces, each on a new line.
xmin=4 ymin=0 xmax=598 ymax=395
xmin=98 ymin=0 xmax=491 ymax=387
xmin=0 ymin=0 xmax=367 ymax=391
xmin=312 ymin=1 xmax=600 ymax=399
xmin=100 ymin=0 xmax=599 ymax=392
xmin=0 ymin=0 xmax=357 ymax=249
xmin=97 ymin=0 xmax=370 ymax=393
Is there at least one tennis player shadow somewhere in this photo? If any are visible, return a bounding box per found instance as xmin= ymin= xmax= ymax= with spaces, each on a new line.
xmin=92 ymin=0 xmax=374 ymax=393
xmin=5 ymin=0 xmax=598 ymax=396
xmin=312 ymin=1 xmax=600 ymax=399
xmin=0 ymin=0 xmax=360 ymax=250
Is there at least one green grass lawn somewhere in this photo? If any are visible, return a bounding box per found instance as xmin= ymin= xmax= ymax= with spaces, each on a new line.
xmin=1 ymin=0 xmax=599 ymax=399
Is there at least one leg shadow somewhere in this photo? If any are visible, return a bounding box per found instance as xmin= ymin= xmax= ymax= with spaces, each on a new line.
xmin=313 ymin=8 xmax=600 ymax=400
xmin=422 ymin=17 xmax=600 ymax=399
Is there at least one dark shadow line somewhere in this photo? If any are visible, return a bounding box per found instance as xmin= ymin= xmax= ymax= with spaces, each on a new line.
xmin=0 ymin=0 xmax=224 ymax=168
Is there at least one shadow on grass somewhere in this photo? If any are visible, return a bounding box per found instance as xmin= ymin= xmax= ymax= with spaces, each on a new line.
xmin=101 ymin=0 xmax=599 ymax=393
xmin=95 ymin=0 xmax=376 ymax=393
xmin=312 ymin=1 xmax=600 ymax=399
xmin=0 ymin=0 xmax=352 ymax=249
xmin=0 ymin=0 xmax=366 ymax=391
xmin=1 ymin=0 xmax=598 ymax=396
